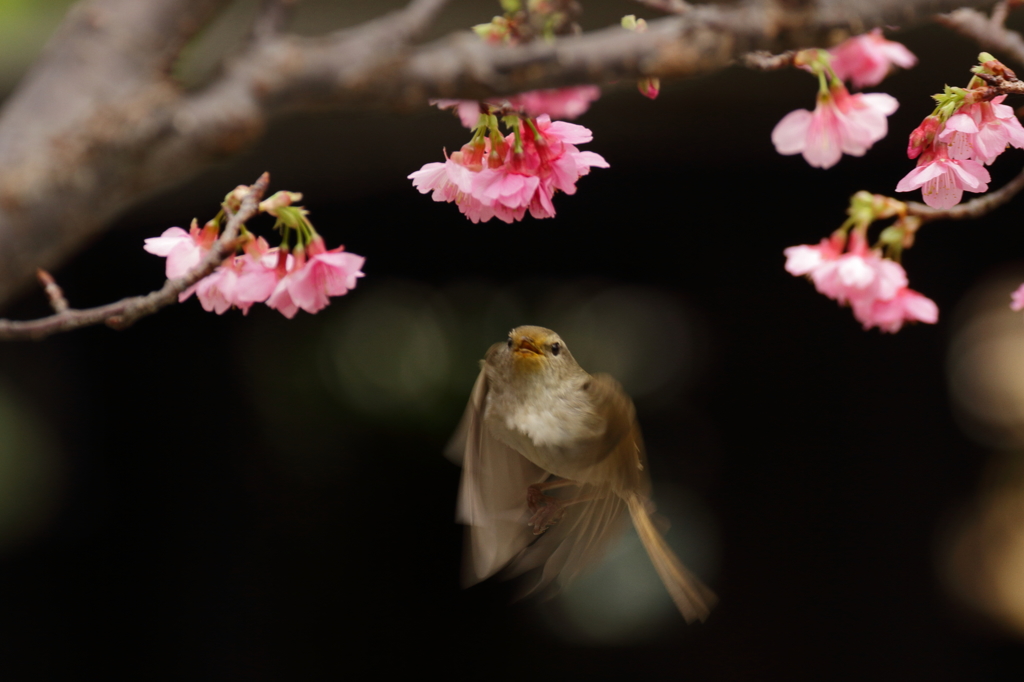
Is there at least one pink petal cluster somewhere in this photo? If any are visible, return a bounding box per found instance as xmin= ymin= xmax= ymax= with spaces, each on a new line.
xmin=1011 ymin=283 xmax=1024 ymax=312
xmin=772 ymin=83 xmax=898 ymax=169
xmin=433 ymin=86 xmax=602 ymax=127
xmin=266 ymin=238 xmax=365 ymax=319
xmin=895 ymin=142 xmax=990 ymax=209
xmin=829 ymin=29 xmax=917 ymax=89
xmin=937 ymin=95 xmax=1024 ymax=165
xmin=409 ymin=115 xmax=608 ymax=223
xmin=784 ymin=232 xmax=938 ymax=333
xmin=146 ymin=233 xmax=364 ymax=318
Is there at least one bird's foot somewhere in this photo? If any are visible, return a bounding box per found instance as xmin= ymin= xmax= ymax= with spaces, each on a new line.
xmin=527 ymin=495 xmax=566 ymax=535
xmin=527 ymin=485 xmax=548 ymax=514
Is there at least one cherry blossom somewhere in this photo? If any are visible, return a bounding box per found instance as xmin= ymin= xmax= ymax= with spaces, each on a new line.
xmin=853 ymin=288 xmax=939 ymax=333
xmin=409 ymin=115 xmax=607 ymax=223
xmin=772 ymin=83 xmax=898 ymax=169
xmin=505 ymin=87 xmax=602 ymax=120
xmin=143 ymin=220 xmax=218 ymax=279
xmin=433 ymin=86 xmax=602 ymax=128
xmin=432 ymin=100 xmax=484 ymax=128
xmin=784 ymin=231 xmax=938 ymax=333
xmin=1011 ymin=283 xmax=1024 ymax=312
xmin=895 ymin=142 xmax=991 ymax=209
xmin=266 ymin=238 xmax=365 ymax=319
xmin=938 ymin=95 xmax=1024 ymax=165
xmin=829 ymin=29 xmax=917 ymax=89
xmin=194 ymin=264 xmax=241 ymax=315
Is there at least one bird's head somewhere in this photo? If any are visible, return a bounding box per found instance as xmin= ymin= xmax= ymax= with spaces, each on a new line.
xmin=501 ymin=325 xmax=575 ymax=377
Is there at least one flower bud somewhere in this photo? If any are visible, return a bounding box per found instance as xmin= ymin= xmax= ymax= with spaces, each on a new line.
xmin=259 ymin=191 xmax=303 ymax=216
xmin=638 ymin=77 xmax=660 ymax=100
xmin=907 ymin=116 xmax=940 ymax=159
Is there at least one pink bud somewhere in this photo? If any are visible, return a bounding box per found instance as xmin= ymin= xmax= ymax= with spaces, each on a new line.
xmin=638 ymin=77 xmax=660 ymax=100
xmin=907 ymin=116 xmax=941 ymax=159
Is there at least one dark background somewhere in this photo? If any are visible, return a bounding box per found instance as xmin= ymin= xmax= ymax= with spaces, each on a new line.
xmin=0 ymin=3 xmax=1023 ymax=679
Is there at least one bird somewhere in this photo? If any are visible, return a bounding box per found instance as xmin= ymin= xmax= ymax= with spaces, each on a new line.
xmin=447 ymin=325 xmax=716 ymax=622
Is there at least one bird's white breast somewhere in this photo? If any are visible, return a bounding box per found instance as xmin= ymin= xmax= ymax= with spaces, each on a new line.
xmin=483 ymin=378 xmax=604 ymax=476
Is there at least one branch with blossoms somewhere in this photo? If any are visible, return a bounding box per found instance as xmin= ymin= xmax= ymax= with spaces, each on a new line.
xmin=0 ymin=0 xmax=1000 ymax=307
xmin=0 ymin=173 xmax=365 ymax=340
xmin=779 ymin=42 xmax=1024 ymax=333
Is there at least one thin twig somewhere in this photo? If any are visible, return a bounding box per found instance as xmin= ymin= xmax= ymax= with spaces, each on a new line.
xmin=0 ymin=173 xmax=270 ymax=340
xmin=742 ymin=50 xmax=797 ymax=70
xmin=938 ymin=6 xmax=1024 ymax=67
xmin=907 ymin=165 xmax=1024 ymax=222
xmin=36 ymin=269 xmax=68 ymax=314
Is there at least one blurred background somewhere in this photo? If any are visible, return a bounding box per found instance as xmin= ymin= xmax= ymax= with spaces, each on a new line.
xmin=1 ymin=0 xmax=1024 ymax=679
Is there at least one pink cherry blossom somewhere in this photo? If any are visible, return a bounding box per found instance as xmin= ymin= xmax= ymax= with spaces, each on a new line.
xmin=772 ymin=84 xmax=898 ymax=169
xmin=433 ymin=87 xmax=601 ymax=128
xmin=432 ymin=99 xmax=484 ymax=128
xmin=938 ymin=95 xmax=1024 ymax=165
xmin=195 ymin=265 xmax=240 ymax=315
xmin=852 ymin=288 xmax=939 ymax=333
xmin=829 ymin=29 xmax=917 ymax=89
xmin=143 ymin=221 xmax=218 ymax=279
xmin=505 ymin=87 xmax=602 ymax=120
xmin=907 ymin=116 xmax=941 ymax=159
xmin=266 ymin=238 xmax=365 ymax=318
xmin=811 ymin=243 xmax=906 ymax=305
xmin=1011 ymin=283 xmax=1024 ymax=312
xmin=234 ymin=250 xmax=283 ymax=310
xmin=895 ymin=143 xmax=991 ymax=209
xmin=784 ymin=232 xmax=938 ymax=333
xmin=409 ymin=115 xmax=607 ymax=223
xmin=783 ymin=235 xmax=844 ymax=276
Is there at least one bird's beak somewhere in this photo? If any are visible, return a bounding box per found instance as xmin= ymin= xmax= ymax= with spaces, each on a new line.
xmin=515 ymin=337 xmax=541 ymax=356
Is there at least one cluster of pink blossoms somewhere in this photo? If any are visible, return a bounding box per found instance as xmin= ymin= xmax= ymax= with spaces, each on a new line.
xmin=772 ymin=31 xmax=915 ymax=169
xmin=409 ymin=114 xmax=608 ymax=223
xmin=897 ymin=93 xmax=1024 ymax=209
xmin=784 ymin=232 xmax=937 ymax=333
xmin=144 ymin=195 xmax=364 ymax=318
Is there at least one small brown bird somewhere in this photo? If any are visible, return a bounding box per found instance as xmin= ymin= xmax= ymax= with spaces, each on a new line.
xmin=448 ymin=325 xmax=716 ymax=622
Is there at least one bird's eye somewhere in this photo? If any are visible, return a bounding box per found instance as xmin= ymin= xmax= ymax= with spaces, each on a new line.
xmin=550 ymin=342 xmax=561 ymax=356
xmin=507 ymin=337 xmax=513 ymax=348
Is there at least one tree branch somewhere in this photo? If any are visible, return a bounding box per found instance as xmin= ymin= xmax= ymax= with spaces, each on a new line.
xmin=0 ymin=173 xmax=269 ymax=340
xmin=938 ymin=4 xmax=1024 ymax=67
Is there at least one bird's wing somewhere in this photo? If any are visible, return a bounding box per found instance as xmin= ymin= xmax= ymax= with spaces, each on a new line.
xmin=504 ymin=480 xmax=629 ymax=599
xmin=453 ymin=368 xmax=549 ymax=586
xmin=504 ymin=375 xmax=648 ymax=596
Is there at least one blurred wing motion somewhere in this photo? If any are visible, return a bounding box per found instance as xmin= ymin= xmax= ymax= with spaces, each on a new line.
xmin=452 ymin=370 xmax=716 ymax=622
xmin=452 ymin=368 xmax=548 ymax=585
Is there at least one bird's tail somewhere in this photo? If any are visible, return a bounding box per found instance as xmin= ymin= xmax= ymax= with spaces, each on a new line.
xmin=625 ymin=492 xmax=717 ymax=623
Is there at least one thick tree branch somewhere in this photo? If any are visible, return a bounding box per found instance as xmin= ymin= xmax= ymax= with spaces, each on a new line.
xmin=0 ymin=174 xmax=269 ymax=340
xmin=0 ymin=0 xmax=1000 ymax=310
